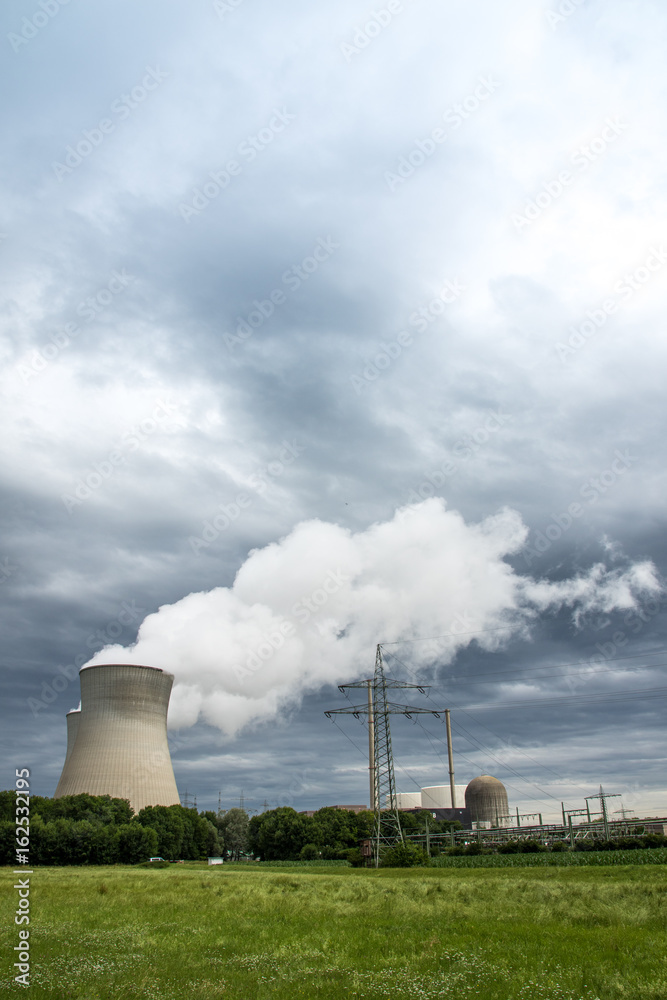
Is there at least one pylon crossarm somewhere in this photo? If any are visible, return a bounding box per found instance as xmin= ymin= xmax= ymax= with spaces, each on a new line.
xmin=340 ymin=680 xmax=431 ymax=692
xmin=324 ymin=706 xmax=368 ymax=717
xmin=384 ymin=702 xmax=445 ymax=715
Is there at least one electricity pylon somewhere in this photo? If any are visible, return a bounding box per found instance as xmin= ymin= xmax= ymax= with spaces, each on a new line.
xmin=325 ymin=644 xmax=446 ymax=867
xmin=586 ymin=786 xmax=620 ymax=841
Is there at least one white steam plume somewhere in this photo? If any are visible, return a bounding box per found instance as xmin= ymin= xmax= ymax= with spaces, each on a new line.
xmin=84 ymin=500 xmax=661 ymax=735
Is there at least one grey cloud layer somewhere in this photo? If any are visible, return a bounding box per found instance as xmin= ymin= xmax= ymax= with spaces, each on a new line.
xmin=1 ymin=0 xmax=666 ymax=818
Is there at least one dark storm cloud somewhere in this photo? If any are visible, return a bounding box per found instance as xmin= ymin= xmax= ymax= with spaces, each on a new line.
xmin=1 ymin=0 xmax=665 ymax=821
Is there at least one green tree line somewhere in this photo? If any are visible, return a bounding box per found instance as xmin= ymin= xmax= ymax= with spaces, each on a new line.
xmin=247 ymin=806 xmax=459 ymax=862
xmin=0 ymin=792 xmax=221 ymax=865
xmin=0 ymin=791 xmax=464 ymax=865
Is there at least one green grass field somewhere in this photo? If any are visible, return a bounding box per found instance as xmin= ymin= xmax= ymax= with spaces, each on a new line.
xmin=2 ymin=864 xmax=667 ymax=999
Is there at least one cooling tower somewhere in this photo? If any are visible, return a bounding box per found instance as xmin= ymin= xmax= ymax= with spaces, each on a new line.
xmin=465 ymin=775 xmax=509 ymax=825
xmin=54 ymin=663 xmax=180 ymax=814
xmin=421 ymin=784 xmax=468 ymax=810
xmin=64 ymin=709 xmax=81 ymax=764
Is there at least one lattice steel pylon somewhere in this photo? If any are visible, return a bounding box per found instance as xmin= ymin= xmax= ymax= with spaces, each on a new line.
xmin=325 ymin=644 xmax=446 ymax=867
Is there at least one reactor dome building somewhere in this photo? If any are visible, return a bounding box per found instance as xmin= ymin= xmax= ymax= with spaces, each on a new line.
xmin=465 ymin=774 xmax=509 ymax=826
xmin=54 ymin=663 xmax=180 ymax=814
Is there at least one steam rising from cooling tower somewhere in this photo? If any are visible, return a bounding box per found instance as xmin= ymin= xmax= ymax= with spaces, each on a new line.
xmin=83 ymin=499 xmax=661 ymax=737
xmin=55 ymin=663 xmax=180 ymax=813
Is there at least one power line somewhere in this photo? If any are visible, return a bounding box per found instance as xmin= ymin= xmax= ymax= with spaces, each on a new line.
xmin=425 ymin=689 xmax=566 ymax=782
xmin=458 ymin=685 xmax=667 ymax=712
xmin=332 ymin=685 xmax=580 ymax=816
xmin=357 ymin=713 xmax=424 ymax=792
xmin=448 ymin=717 xmax=562 ymax=803
xmin=386 ymin=647 xmax=582 ymax=786
xmin=330 ymin=704 xmax=431 ymax=794
xmin=328 ymin=716 xmax=368 ymax=760
xmin=387 ymin=648 xmax=570 ymax=787
xmin=439 ymin=654 xmax=667 ymax=685
xmin=383 ymin=646 xmax=664 ymax=798
xmin=383 ymin=645 xmax=667 ymax=687
xmin=414 ymin=716 xmax=560 ymax=816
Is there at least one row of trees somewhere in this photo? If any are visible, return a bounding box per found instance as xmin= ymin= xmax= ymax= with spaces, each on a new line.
xmin=0 ymin=793 xmax=221 ymax=865
xmin=0 ymin=791 xmax=466 ymax=865
xmin=247 ymin=807 xmax=460 ymax=861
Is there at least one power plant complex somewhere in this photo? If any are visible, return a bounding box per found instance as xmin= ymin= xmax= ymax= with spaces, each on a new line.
xmin=54 ymin=663 xmax=180 ymax=813
xmin=53 ymin=661 xmax=512 ymax=830
xmin=53 ymin=659 xmax=659 ymax=852
xmin=395 ymin=775 xmax=511 ymax=828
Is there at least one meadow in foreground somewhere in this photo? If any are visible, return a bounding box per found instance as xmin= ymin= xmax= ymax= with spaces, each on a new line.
xmin=1 ymin=864 xmax=666 ymax=999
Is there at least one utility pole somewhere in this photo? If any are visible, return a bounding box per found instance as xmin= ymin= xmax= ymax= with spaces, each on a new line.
xmin=325 ymin=644 xmax=447 ymax=867
xmin=367 ymin=680 xmax=375 ymax=809
xmin=444 ymin=709 xmax=456 ymax=809
xmin=586 ymin=786 xmax=620 ymax=841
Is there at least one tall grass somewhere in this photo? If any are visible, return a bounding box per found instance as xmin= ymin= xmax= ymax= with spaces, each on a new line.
xmin=2 ymin=864 xmax=666 ymax=999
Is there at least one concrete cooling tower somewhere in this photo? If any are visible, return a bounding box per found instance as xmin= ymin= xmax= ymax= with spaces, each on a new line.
xmin=54 ymin=663 xmax=180 ymax=814
xmin=465 ymin=775 xmax=509 ymax=825
xmin=64 ymin=708 xmax=81 ymax=764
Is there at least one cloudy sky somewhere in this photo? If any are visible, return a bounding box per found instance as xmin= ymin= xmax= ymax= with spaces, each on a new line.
xmin=2 ymin=0 xmax=666 ymax=824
